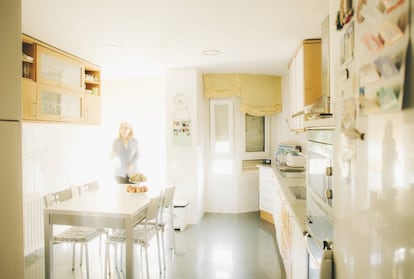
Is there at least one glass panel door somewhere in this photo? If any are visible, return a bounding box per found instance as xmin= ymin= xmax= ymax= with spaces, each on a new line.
xmin=37 ymin=45 xmax=84 ymax=91
xmin=37 ymin=84 xmax=83 ymax=121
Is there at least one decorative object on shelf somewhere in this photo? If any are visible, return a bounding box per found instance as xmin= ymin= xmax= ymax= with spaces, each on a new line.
xmin=336 ymin=0 xmax=354 ymax=30
xmin=172 ymin=92 xmax=191 ymax=146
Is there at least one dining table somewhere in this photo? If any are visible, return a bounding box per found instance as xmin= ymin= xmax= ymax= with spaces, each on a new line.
xmin=44 ymin=184 xmax=157 ymax=279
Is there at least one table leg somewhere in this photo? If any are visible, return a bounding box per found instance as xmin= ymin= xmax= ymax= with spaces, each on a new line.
xmin=44 ymin=211 xmax=54 ymax=279
xmin=125 ymin=217 xmax=134 ymax=279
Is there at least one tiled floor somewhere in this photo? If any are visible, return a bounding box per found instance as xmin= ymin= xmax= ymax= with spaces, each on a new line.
xmin=25 ymin=212 xmax=285 ymax=279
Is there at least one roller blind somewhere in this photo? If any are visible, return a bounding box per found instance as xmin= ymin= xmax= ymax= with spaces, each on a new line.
xmin=240 ymin=74 xmax=282 ymax=116
xmin=203 ymin=73 xmax=282 ymax=116
xmin=203 ymin=74 xmax=240 ymax=98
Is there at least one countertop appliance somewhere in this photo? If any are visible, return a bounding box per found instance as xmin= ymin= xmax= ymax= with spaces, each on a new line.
xmin=285 ymin=152 xmax=306 ymax=168
xmin=274 ymin=144 xmax=302 ymax=166
xmin=333 ymin=2 xmax=414 ymax=278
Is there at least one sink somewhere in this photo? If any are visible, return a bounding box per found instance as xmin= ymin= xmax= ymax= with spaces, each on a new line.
xmin=288 ymin=186 xmax=306 ymax=200
xmin=277 ymin=168 xmax=305 ymax=178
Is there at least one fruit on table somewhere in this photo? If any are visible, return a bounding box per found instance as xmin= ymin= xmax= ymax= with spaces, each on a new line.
xmin=126 ymin=185 xmax=148 ymax=193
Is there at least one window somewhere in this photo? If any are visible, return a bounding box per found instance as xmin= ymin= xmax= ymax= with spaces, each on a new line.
xmin=242 ymin=113 xmax=270 ymax=171
xmin=245 ymin=114 xmax=265 ymax=152
xmin=210 ymin=100 xmax=233 ymax=175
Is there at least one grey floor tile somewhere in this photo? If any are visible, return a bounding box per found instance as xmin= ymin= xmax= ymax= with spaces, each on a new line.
xmin=25 ymin=212 xmax=285 ymax=279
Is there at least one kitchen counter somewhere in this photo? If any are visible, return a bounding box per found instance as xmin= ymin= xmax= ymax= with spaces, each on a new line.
xmin=257 ymin=164 xmax=307 ymax=232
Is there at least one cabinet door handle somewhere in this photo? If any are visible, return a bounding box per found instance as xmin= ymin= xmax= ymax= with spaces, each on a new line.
xmin=325 ymin=166 xmax=332 ymax=176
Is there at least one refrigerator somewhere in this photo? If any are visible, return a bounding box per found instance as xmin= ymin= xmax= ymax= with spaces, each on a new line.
xmin=0 ymin=0 xmax=24 ymax=277
xmin=333 ymin=0 xmax=414 ymax=278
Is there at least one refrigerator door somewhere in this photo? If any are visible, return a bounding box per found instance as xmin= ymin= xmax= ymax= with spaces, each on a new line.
xmin=0 ymin=0 xmax=21 ymax=121
xmin=334 ymin=2 xmax=413 ymax=278
xmin=0 ymin=121 xmax=23 ymax=276
xmin=335 ymin=110 xmax=414 ymax=278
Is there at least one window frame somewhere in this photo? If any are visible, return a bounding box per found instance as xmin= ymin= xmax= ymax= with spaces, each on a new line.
xmin=209 ymin=99 xmax=234 ymax=175
xmin=241 ymin=113 xmax=271 ymax=160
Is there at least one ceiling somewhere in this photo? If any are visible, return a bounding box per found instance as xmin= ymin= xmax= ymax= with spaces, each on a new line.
xmin=22 ymin=0 xmax=329 ymax=79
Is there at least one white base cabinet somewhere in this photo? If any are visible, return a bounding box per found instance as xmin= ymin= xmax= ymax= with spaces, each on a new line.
xmin=258 ymin=166 xmax=308 ymax=279
xmin=291 ymin=219 xmax=308 ymax=279
xmin=259 ymin=167 xmax=277 ymax=223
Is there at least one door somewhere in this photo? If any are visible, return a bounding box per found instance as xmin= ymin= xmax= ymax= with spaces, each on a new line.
xmin=22 ymin=79 xmax=37 ymax=120
xmin=84 ymin=94 xmax=101 ymax=124
xmin=37 ymin=84 xmax=83 ymax=122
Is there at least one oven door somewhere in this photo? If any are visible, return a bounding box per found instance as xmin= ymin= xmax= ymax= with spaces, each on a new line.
xmin=307 ymin=129 xmax=333 ymax=207
xmin=305 ymin=194 xmax=334 ymax=279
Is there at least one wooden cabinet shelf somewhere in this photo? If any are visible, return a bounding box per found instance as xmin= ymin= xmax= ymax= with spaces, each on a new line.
xmin=21 ymin=34 xmax=101 ymax=124
xmin=22 ymin=40 xmax=36 ymax=80
xmin=85 ymin=80 xmax=99 ymax=85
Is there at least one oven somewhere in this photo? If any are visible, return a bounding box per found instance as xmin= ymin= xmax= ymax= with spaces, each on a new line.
xmin=305 ymin=127 xmax=334 ymax=279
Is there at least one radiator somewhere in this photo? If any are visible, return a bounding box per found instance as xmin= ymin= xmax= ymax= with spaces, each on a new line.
xmin=23 ymin=193 xmax=44 ymax=256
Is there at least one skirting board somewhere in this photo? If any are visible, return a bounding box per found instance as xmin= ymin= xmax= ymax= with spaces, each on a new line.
xmin=260 ymin=210 xmax=274 ymax=224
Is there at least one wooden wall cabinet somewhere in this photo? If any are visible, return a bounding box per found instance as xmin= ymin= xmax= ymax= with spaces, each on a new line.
xmin=84 ymin=94 xmax=101 ymax=124
xmin=21 ymin=34 xmax=101 ymax=124
xmin=22 ymin=79 xmax=37 ymax=120
xmin=289 ymin=39 xmax=321 ymax=131
xmin=83 ymin=64 xmax=101 ymax=124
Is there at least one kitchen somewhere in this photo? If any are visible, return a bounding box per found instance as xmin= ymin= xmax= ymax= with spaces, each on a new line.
xmin=1 ymin=0 xmax=414 ymax=278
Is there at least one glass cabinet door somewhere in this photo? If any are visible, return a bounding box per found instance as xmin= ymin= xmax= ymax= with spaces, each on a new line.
xmin=37 ymin=84 xmax=83 ymax=121
xmin=37 ymin=45 xmax=84 ymax=91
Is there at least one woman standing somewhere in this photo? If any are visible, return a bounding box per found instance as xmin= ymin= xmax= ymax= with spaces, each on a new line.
xmin=111 ymin=122 xmax=139 ymax=183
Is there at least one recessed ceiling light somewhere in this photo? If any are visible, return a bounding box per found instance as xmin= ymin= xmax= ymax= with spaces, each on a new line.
xmin=202 ymin=49 xmax=221 ymax=56
xmin=105 ymin=44 xmax=122 ymax=50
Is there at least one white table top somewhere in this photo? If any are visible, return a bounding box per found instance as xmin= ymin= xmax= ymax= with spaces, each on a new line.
xmin=45 ymin=187 xmax=154 ymax=217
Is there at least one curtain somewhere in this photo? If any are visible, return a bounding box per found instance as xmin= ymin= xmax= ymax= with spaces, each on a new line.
xmin=203 ymin=73 xmax=282 ymax=116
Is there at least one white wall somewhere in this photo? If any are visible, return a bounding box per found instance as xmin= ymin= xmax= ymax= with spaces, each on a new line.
xmin=22 ymin=77 xmax=167 ymax=195
xmin=165 ymin=68 xmax=206 ymax=224
xmin=22 ymin=123 xmax=103 ymax=194
xmin=101 ymin=77 xmax=167 ymax=191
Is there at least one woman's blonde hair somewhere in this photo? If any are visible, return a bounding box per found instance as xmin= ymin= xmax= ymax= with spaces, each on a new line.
xmin=118 ymin=122 xmax=134 ymax=139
